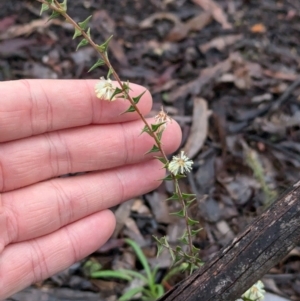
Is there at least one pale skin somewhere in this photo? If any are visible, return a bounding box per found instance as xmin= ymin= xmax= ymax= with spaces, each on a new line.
xmin=0 ymin=79 xmax=182 ymax=299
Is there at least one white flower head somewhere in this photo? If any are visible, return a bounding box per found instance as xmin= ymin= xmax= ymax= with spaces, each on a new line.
xmin=95 ymin=77 xmax=116 ymax=101
xmin=154 ymin=107 xmax=172 ymax=133
xmin=168 ymin=151 xmax=193 ymax=176
xmin=242 ymin=281 xmax=265 ymax=301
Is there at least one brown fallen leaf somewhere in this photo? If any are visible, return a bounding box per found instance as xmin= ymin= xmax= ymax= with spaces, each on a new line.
xmin=191 ymin=0 xmax=232 ymax=29
xmin=199 ymin=34 xmax=243 ymax=53
xmin=0 ymin=15 xmax=17 ymax=33
xmin=0 ymin=18 xmax=64 ymax=40
xmin=263 ymin=69 xmax=298 ymax=81
xmin=112 ymin=199 xmax=134 ymax=238
xmin=139 ymin=12 xmax=181 ymax=29
xmin=184 ymin=98 xmax=209 ymax=158
xmin=166 ymin=12 xmax=212 ymax=42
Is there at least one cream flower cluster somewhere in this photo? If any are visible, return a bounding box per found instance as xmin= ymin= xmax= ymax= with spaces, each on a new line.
xmin=154 ymin=107 xmax=172 ymax=133
xmin=168 ymin=151 xmax=193 ymax=176
xmin=241 ymin=280 xmax=265 ymax=301
xmin=95 ymin=77 xmax=116 ymax=101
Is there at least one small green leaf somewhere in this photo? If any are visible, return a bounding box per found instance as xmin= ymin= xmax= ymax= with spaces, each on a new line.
xmin=161 ymin=174 xmax=173 ymax=181
xmin=76 ymin=38 xmax=88 ymax=51
xmin=120 ymin=105 xmax=135 ymax=114
xmin=170 ymin=209 xmax=185 ymax=217
xmin=182 ymin=193 xmax=196 ymax=200
xmin=107 ymin=67 xmax=113 ymax=79
xmin=154 ymin=156 xmax=168 ymax=165
xmin=187 ymin=198 xmax=197 ymax=206
xmin=78 ymin=15 xmax=92 ymax=30
xmin=156 ymin=242 xmax=164 ymax=257
xmin=60 ymin=0 xmax=67 ymax=12
xmin=48 ymin=10 xmax=60 ymax=20
xmin=140 ymin=125 xmax=151 ymax=136
xmin=192 ymin=246 xmax=200 ymax=255
xmin=88 ymin=59 xmax=105 ymax=72
xmin=156 ymin=130 xmax=163 ymax=141
xmin=145 ymin=144 xmax=160 ymax=155
xmin=40 ymin=3 xmax=49 ymax=15
xmin=169 ymin=248 xmax=175 ymax=262
xmin=151 ymin=122 xmax=165 ymax=133
xmin=73 ymin=28 xmax=82 ymax=39
xmin=86 ymin=27 xmax=91 ymax=38
xmin=191 ymin=228 xmax=202 ymax=236
xmin=174 ymin=174 xmax=186 ymax=180
xmin=132 ymin=90 xmax=146 ymax=104
xmin=108 ymin=87 xmax=123 ymax=100
xmin=187 ymin=217 xmax=199 ymax=226
xmin=166 ymin=193 xmax=179 ymax=201
xmin=97 ymin=35 xmax=113 ymax=53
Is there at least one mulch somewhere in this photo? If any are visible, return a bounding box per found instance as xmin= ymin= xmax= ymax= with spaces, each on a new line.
xmin=1 ymin=0 xmax=300 ymax=300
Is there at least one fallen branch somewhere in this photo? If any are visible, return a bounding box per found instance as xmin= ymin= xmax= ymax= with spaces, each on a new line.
xmin=158 ymin=180 xmax=300 ymax=301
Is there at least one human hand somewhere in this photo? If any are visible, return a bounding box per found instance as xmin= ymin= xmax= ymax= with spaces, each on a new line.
xmin=0 ymin=79 xmax=181 ymax=299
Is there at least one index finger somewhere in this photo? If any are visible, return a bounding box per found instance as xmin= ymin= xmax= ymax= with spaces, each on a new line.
xmin=0 ymin=79 xmax=152 ymax=142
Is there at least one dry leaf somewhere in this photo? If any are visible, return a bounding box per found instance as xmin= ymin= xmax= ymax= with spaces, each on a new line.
xmin=0 ymin=18 xmax=63 ymax=40
xmin=166 ymin=12 xmax=212 ymax=42
xmin=184 ymin=97 xmax=209 ymax=158
xmin=191 ymin=0 xmax=232 ymax=29
xmin=140 ymin=12 xmax=180 ymax=29
xmin=199 ymin=34 xmax=243 ymax=53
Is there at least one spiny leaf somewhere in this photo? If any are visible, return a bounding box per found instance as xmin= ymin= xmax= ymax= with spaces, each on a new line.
xmin=88 ymin=59 xmax=105 ymax=73
xmin=97 ymin=35 xmax=113 ymax=53
xmin=192 ymin=246 xmax=200 ymax=255
xmin=161 ymin=174 xmax=173 ymax=181
xmin=140 ymin=125 xmax=151 ymax=136
xmin=60 ymin=0 xmax=67 ymax=12
xmin=166 ymin=193 xmax=179 ymax=201
xmin=182 ymin=193 xmax=196 ymax=200
xmin=107 ymin=67 xmax=113 ymax=79
xmin=145 ymin=144 xmax=160 ymax=155
xmin=151 ymin=122 xmax=165 ymax=133
xmin=48 ymin=10 xmax=60 ymax=21
xmin=132 ymin=90 xmax=146 ymax=104
xmin=187 ymin=198 xmax=197 ymax=206
xmin=191 ymin=228 xmax=202 ymax=236
xmin=170 ymin=209 xmax=185 ymax=217
xmin=156 ymin=130 xmax=163 ymax=142
xmin=86 ymin=27 xmax=91 ymax=38
xmin=174 ymin=174 xmax=186 ymax=180
xmin=76 ymin=38 xmax=88 ymax=51
xmin=73 ymin=27 xmax=82 ymax=39
xmin=78 ymin=15 xmax=92 ymax=30
xmin=109 ymin=87 xmax=123 ymax=101
xmin=121 ymin=105 xmax=135 ymax=114
xmin=187 ymin=217 xmax=199 ymax=226
xmin=154 ymin=156 xmax=168 ymax=165
xmin=40 ymin=3 xmax=49 ymax=15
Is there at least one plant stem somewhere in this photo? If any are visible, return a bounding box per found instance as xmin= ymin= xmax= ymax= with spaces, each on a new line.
xmin=37 ymin=0 xmax=196 ymax=261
